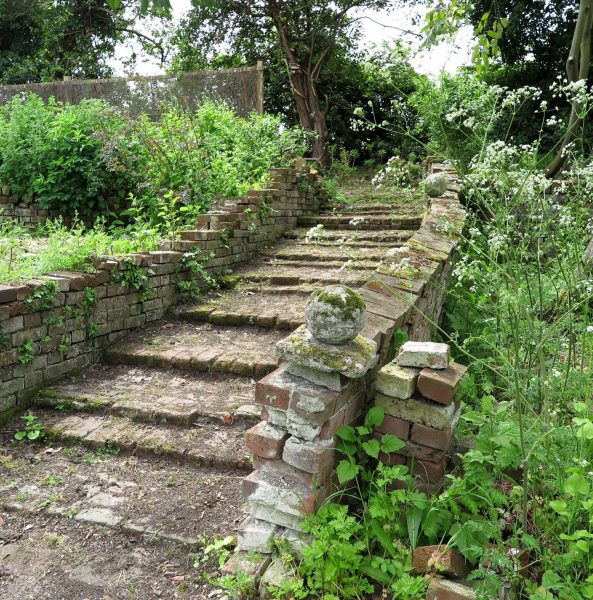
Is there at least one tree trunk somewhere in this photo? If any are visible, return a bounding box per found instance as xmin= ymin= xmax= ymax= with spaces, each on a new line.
xmin=547 ymin=0 xmax=593 ymax=177
xmin=269 ymin=3 xmax=330 ymax=167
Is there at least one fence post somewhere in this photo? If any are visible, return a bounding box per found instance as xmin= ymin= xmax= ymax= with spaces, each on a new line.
xmin=256 ymin=60 xmax=265 ymax=115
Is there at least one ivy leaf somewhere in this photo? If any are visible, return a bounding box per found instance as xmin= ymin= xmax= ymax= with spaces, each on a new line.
xmin=14 ymin=431 xmax=26 ymax=441
xmin=364 ymin=406 xmax=385 ymax=428
xmin=336 ymin=426 xmax=356 ymax=442
xmin=380 ymin=434 xmax=406 ymax=454
xmin=362 ymin=439 xmax=380 ymax=458
xmin=336 ymin=460 xmax=359 ymax=484
xmin=106 ymin=0 xmax=121 ymax=8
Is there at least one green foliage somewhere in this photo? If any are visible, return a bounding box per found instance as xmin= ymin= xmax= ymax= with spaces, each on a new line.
xmin=23 ymin=281 xmax=59 ymax=312
xmin=114 ymin=258 xmax=151 ymax=301
xmin=0 ymin=218 xmax=161 ymax=285
xmin=0 ymin=97 xmax=308 ymax=227
xmin=177 ymin=250 xmax=217 ymax=301
xmin=18 ymin=340 xmax=35 ymax=365
xmin=14 ymin=412 xmax=44 ymax=442
xmin=0 ymin=0 xmax=131 ymax=84
xmin=0 ymin=96 xmax=135 ymax=217
xmin=112 ymin=102 xmax=308 ymax=230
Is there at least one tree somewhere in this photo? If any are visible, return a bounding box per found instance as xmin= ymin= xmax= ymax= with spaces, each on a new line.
xmin=0 ymin=0 xmax=124 ymax=83
xmin=424 ymin=0 xmax=593 ymax=175
xmin=114 ymin=0 xmax=400 ymax=166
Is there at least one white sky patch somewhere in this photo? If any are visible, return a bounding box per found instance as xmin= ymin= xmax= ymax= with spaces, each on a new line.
xmin=111 ymin=1 xmax=473 ymax=79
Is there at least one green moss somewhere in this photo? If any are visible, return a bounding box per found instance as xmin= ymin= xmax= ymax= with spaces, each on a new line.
xmin=406 ymin=239 xmax=449 ymax=262
xmin=281 ymin=327 xmax=375 ymax=376
xmin=311 ymin=286 xmax=365 ymax=321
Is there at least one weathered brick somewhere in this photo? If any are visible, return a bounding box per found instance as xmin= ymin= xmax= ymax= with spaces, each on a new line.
xmin=398 ymin=341 xmax=450 ymax=369
xmin=413 ymin=547 xmax=469 ymax=579
xmin=245 ymin=421 xmax=289 ymax=460
xmin=0 ymin=285 xmax=17 ymax=304
xmin=425 ymin=577 xmax=476 ymax=599
xmin=411 ymin=421 xmax=454 ymax=451
xmin=377 ymin=363 xmax=419 ymax=399
xmin=282 ymin=436 xmax=334 ymax=474
xmin=376 ymin=414 xmax=411 ymax=439
xmin=417 ymin=362 xmax=467 ymax=405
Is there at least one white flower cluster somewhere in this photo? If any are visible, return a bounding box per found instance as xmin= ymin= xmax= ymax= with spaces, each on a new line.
xmin=372 ymin=156 xmax=419 ymax=190
xmin=304 ymin=224 xmax=325 ymax=242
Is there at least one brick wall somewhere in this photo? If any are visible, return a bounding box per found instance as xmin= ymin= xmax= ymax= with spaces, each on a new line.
xmin=0 ymin=166 xmax=323 ymax=421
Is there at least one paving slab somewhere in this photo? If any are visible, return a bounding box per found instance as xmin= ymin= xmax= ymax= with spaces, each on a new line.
xmin=104 ymin=320 xmax=283 ymax=377
xmin=37 ymin=364 xmax=258 ymax=425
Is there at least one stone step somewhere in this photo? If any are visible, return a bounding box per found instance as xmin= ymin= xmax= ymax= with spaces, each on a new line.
xmin=174 ymin=289 xmax=310 ymax=330
xmin=261 ymin=241 xmax=388 ymax=263
xmin=262 ymin=258 xmax=379 ymax=271
xmin=38 ymin=410 xmax=251 ymax=470
xmin=0 ymin=435 xmax=249 ymax=549
xmin=36 ymin=364 xmax=259 ymax=426
xmin=230 ymin=262 xmax=368 ymax=287
xmin=104 ymin=320 xmax=283 ymax=377
xmin=297 ymin=214 xmax=423 ymax=230
xmin=281 ymin=237 xmax=402 ymax=249
xmin=284 ymin=228 xmax=414 ymax=243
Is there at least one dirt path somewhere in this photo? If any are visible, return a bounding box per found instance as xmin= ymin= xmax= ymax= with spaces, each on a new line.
xmin=0 ymin=179 xmax=427 ymax=599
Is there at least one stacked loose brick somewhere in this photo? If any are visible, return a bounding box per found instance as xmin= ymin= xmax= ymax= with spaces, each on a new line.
xmin=374 ymin=341 xmax=467 ymax=488
xmin=0 ymin=166 xmax=323 ymax=419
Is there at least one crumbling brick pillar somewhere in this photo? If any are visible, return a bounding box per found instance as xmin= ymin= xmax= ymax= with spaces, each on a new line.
xmin=374 ymin=341 xmax=467 ymax=490
xmin=239 ymin=285 xmax=378 ymax=552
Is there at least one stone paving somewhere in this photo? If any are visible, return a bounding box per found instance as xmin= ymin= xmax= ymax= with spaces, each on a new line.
xmin=0 ymin=179 xmax=428 ymax=597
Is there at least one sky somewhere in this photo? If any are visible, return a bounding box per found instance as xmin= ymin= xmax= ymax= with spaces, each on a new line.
xmin=113 ymin=2 xmax=474 ymax=79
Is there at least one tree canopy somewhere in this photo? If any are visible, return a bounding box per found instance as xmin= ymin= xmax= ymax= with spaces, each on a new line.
xmin=0 ymin=0 xmax=133 ymax=84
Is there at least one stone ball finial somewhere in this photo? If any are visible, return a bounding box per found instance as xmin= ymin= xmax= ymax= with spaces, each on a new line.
xmin=423 ymin=173 xmax=448 ymax=197
xmin=304 ymin=285 xmax=366 ymax=345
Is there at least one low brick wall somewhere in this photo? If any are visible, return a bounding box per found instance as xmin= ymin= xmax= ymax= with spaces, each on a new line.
xmin=0 ymin=189 xmax=127 ymax=228
xmin=238 ymin=162 xmax=467 ymax=552
xmin=0 ymin=166 xmax=323 ymax=420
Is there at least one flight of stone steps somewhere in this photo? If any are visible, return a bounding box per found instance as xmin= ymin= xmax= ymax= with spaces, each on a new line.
xmin=0 ymin=184 xmax=427 ymax=553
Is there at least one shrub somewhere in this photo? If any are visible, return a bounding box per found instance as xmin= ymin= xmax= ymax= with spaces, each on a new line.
xmin=107 ymin=101 xmax=309 ymax=230
xmin=0 ymin=95 xmax=132 ymax=218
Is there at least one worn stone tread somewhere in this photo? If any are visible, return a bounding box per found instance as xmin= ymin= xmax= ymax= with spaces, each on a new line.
xmin=175 ymin=289 xmax=310 ymax=330
xmin=297 ymin=214 xmax=424 ymax=230
xmin=0 ymin=441 xmax=248 ymax=548
xmin=230 ymin=262 xmax=368 ymax=287
xmin=104 ymin=320 xmax=282 ymax=376
xmin=260 ymin=240 xmax=389 ymax=262
xmin=39 ymin=411 xmax=251 ymax=470
xmin=284 ymin=228 xmax=414 ymax=243
xmin=36 ymin=364 xmax=259 ymax=426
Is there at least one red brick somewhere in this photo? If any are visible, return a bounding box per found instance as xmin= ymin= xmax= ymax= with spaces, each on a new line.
xmin=414 ymin=546 xmax=469 ymax=579
xmin=376 ymin=414 xmax=411 ymax=439
xmin=410 ymin=456 xmax=447 ymax=482
xmin=245 ymin=421 xmax=288 ymax=460
xmin=10 ymin=302 xmax=27 ymax=316
xmin=411 ymin=422 xmax=453 ymax=450
xmin=255 ymin=368 xmax=291 ymax=410
xmin=400 ymin=440 xmax=448 ymax=463
xmin=417 ymin=362 xmax=467 ymax=405
xmin=379 ymin=452 xmax=407 ymax=466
